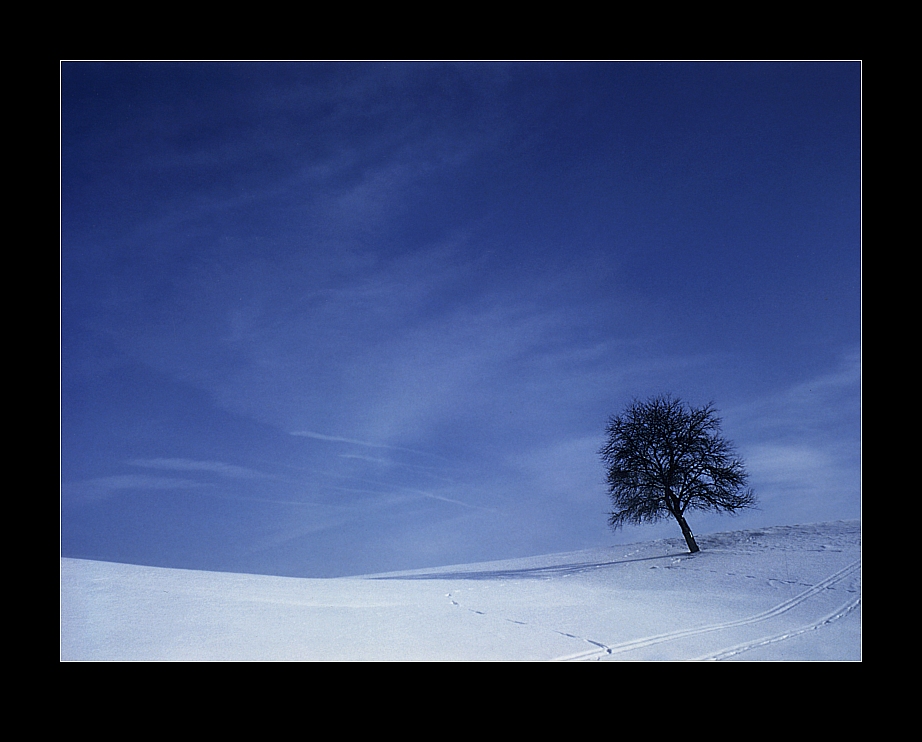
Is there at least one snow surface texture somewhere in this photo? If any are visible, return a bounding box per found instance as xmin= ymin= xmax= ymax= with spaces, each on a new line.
xmin=61 ymin=521 xmax=860 ymax=661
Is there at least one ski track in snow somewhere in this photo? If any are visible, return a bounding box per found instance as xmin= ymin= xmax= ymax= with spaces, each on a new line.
xmin=560 ymin=558 xmax=861 ymax=661
xmin=691 ymin=594 xmax=861 ymax=661
xmin=445 ymin=558 xmax=860 ymax=662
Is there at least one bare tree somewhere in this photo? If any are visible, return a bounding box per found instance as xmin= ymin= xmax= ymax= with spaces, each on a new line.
xmin=599 ymin=394 xmax=756 ymax=553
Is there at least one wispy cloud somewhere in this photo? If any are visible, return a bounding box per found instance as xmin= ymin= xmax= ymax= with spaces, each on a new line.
xmin=724 ymin=348 xmax=861 ymax=521
xmin=400 ymin=487 xmax=498 ymax=512
xmin=129 ymin=458 xmax=269 ymax=479
xmin=727 ymin=347 xmax=861 ymax=440
xmin=62 ymin=459 xmax=275 ymax=505
xmin=290 ymin=430 xmax=447 ymax=460
xmin=336 ymin=454 xmax=458 ymax=484
xmin=62 ymin=475 xmax=208 ymax=503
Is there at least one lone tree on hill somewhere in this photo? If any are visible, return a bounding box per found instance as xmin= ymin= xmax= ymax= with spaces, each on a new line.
xmin=599 ymin=394 xmax=756 ymax=553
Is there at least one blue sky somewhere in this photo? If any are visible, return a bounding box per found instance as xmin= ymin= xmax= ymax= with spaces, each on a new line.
xmin=61 ymin=62 xmax=861 ymax=577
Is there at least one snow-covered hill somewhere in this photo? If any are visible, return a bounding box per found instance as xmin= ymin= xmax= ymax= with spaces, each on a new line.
xmin=60 ymin=520 xmax=860 ymax=661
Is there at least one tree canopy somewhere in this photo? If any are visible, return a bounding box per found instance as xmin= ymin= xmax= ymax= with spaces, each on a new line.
xmin=599 ymin=394 xmax=756 ymax=553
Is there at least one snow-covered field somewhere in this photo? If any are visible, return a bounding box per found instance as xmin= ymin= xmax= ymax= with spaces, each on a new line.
xmin=60 ymin=520 xmax=860 ymax=661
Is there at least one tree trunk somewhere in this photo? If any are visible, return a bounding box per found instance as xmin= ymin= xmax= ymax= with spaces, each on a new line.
xmin=675 ymin=514 xmax=700 ymax=553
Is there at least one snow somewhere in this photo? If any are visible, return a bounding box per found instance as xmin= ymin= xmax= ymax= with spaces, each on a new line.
xmin=60 ymin=520 xmax=860 ymax=661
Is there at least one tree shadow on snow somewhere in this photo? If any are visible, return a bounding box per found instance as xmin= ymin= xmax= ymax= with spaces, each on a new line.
xmin=370 ymin=551 xmax=692 ymax=581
